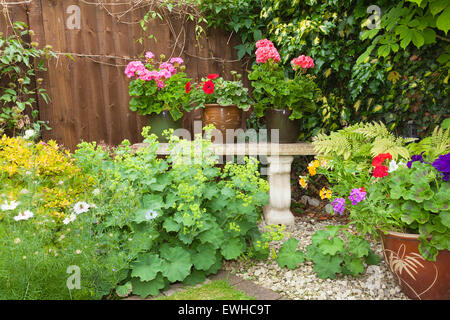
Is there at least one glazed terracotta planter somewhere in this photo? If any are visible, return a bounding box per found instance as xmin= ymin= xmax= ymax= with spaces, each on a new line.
xmin=202 ymin=104 xmax=243 ymax=143
xmin=147 ymin=110 xmax=182 ymax=143
xmin=381 ymin=230 xmax=450 ymax=300
xmin=265 ymin=108 xmax=300 ymax=143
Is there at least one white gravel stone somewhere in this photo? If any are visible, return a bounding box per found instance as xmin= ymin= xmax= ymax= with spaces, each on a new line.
xmin=223 ymin=216 xmax=409 ymax=300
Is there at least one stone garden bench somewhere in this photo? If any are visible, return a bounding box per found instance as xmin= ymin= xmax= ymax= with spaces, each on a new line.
xmin=148 ymin=142 xmax=317 ymax=226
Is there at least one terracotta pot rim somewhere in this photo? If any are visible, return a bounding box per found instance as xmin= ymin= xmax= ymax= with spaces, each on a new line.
xmin=204 ymin=103 xmax=238 ymax=108
xmin=381 ymin=229 xmax=420 ymax=240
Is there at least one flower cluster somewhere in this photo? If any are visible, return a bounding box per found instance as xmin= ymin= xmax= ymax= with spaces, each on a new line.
xmin=348 ymin=187 xmax=367 ymax=205
xmin=291 ymin=55 xmax=315 ymax=71
xmin=63 ymin=201 xmax=93 ymax=225
xmin=331 ymin=198 xmax=346 ymax=215
xmin=124 ymin=52 xmax=184 ymax=90
xmin=371 ymin=153 xmax=392 ymax=178
xmin=307 ymin=159 xmax=320 ymax=176
xmin=255 ymin=39 xmax=280 ymax=64
xmin=432 ymin=153 xmax=450 ymax=181
xmin=320 ymin=187 xmax=332 ymax=200
xmin=407 ymin=152 xmax=425 ymax=168
xmin=331 ymin=187 xmax=366 ymax=215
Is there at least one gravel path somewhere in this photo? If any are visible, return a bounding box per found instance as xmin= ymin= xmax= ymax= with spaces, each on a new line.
xmin=223 ymin=216 xmax=410 ymax=300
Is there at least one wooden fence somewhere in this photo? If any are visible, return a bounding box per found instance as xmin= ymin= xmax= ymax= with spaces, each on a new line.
xmin=0 ymin=0 xmax=249 ymax=150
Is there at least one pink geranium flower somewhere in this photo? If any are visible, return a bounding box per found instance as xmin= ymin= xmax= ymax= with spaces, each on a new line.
xmin=255 ymin=46 xmax=281 ymax=64
xmin=256 ymin=39 xmax=274 ymax=49
xmin=160 ymin=62 xmax=177 ymax=76
xmin=169 ymin=57 xmax=184 ymax=65
xmin=158 ymin=68 xmax=172 ymax=79
xmin=291 ymin=55 xmax=315 ymax=70
xmin=125 ymin=61 xmax=145 ymax=78
xmin=145 ymin=51 xmax=155 ymax=60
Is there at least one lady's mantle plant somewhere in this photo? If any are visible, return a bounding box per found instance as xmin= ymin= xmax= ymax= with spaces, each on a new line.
xmin=248 ymin=39 xmax=320 ymax=120
xmin=125 ymin=52 xmax=191 ymax=121
xmin=74 ymin=127 xmax=274 ymax=298
xmin=188 ymin=71 xmax=253 ymax=111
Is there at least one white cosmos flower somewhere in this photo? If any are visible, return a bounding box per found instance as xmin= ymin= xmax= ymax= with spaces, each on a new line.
xmin=63 ymin=213 xmax=76 ymax=225
xmin=13 ymin=210 xmax=34 ymax=221
xmin=73 ymin=201 xmax=90 ymax=215
xmin=1 ymin=200 xmax=20 ymax=211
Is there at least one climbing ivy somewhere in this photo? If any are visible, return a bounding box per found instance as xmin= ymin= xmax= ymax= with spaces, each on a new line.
xmin=198 ymin=0 xmax=449 ymax=137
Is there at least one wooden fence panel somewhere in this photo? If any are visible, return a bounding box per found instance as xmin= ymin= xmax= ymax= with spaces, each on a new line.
xmin=1 ymin=0 xmax=248 ymax=150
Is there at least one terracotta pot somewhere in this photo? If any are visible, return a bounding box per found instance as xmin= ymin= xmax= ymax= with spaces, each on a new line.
xmin=147 ymin=110 xmax=182 ymax=143
xmin=381 ymin=230 xmax=450 ymax=300
xmin=202 ymin=104 xmax=243 ymax=143
xmin=265 ymin=108 xmax=300 ymax=143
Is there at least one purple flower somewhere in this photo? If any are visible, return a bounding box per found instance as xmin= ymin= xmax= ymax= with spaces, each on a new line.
xmin=348 ymin=188 xmax=367 ymax=205
xmin=407 ymin=152 xmax=425 ymax=169
xmin=332 ymin=198 xmax=346 ymax=215
xmin=432 ymin=153 xmax=450 ymax=181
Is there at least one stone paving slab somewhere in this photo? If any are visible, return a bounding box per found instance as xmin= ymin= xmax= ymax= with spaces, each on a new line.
xmin=125 ymin=269 xmax=286 ymax=300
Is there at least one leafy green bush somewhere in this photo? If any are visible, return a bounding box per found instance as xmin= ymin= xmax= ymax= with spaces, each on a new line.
xmin=199 ymin=0 xmax=449 ymax=137
xmin=73 ymin=127 xmax=272 ymax=298
xmin=304 ymin=226 xmax=380 ymax=279
xmin=275 ymin=225 xmax=380 ymax=279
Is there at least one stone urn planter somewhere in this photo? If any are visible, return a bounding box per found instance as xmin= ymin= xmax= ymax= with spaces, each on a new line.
xmin=147 ymin=110 xmax=182 ymax=143
xmin=265 ymin=108 xmax=300 ymax=143
xmin=202 ymin=104 xmax=243 ymax=143
xmin=380 ymin=230 xmax=450 ymax=300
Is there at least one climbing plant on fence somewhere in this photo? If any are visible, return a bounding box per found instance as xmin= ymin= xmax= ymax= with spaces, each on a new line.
xmin=199 ymin=0 xmax=449 ymax=137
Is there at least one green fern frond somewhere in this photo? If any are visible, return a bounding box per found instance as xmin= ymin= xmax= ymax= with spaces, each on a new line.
xmin=354 ymin=121 xmax=390 ymax=139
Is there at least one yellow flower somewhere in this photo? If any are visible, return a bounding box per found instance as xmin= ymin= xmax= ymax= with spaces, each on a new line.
xmin=320 ymin=187 xmax=332 ymax=200
xmin=299 ymin=177 xmax=308 ymax=189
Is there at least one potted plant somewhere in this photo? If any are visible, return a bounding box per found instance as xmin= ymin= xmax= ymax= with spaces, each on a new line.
xmin=248 ymin=39 xmax=319 ymax=143
xmin=125 ymin=52 xmax=191 ymax=142
xmin=311 ymin=123 xmax=449 ymax=299
xmin=322 ymin=152 xmax=449 ymax=300
xmin=188 ymin=72 xmax=252 ymax=142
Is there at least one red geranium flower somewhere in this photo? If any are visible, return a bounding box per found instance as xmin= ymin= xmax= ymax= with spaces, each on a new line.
xmin=185 ymin=82 xmax=191 ymax=93
xmin=373 ymin=165 xmax=389 ymax=178
xmin=203 ymin=80 xmax=215 ymax=94
xmin=372 ymin=153 xmax=392 ymax=167
xmin=207 ymin=74 xmax=219 ymax=80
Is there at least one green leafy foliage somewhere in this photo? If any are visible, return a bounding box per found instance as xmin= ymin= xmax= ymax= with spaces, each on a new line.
xmin=305 ymin=225 xmax=381 ymax=279
xmin=199 ymin=0 xmax=449 ymax=137
xmin=248 ymin=59 xmax=320 ymax=127
xmin=189 ymin=72 xmax=253 ymax=110
xmin=127 ymin=57 xmax=191 ymax=121
xmin=407 ymin=125 xmax=450 ymax=161
xmin=276 ymin=238 xmax=304 ymax=269
xmin=73 ymin=126 xmax=272 ymax=298
xmin=357 ymin=161 xmax=450 ymax=261
xmin=313 ymin=121 xmax=414 ymax=170
xmin=0 ymin=21 xmax=55 ymax=138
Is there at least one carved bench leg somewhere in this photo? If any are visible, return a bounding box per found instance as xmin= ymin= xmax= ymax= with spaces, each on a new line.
xmin=263 ymin=155 xmax=295 ymax=226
